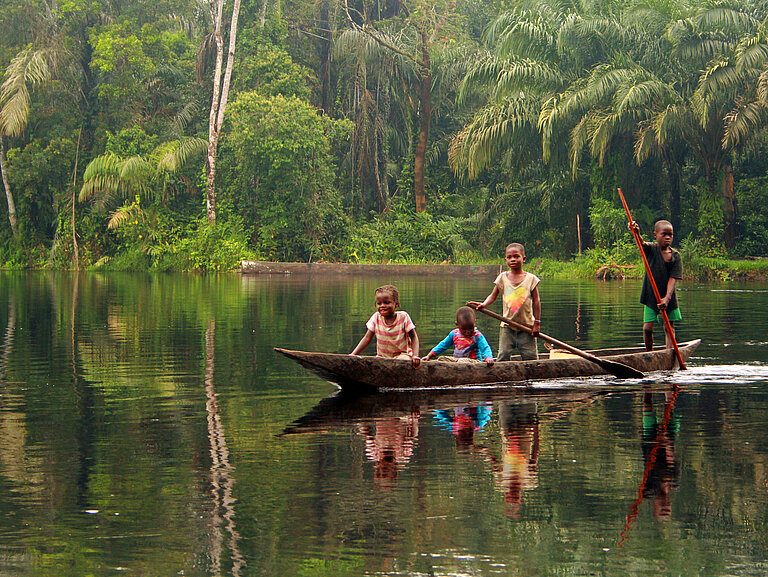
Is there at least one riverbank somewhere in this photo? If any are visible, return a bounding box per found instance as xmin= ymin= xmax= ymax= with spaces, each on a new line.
xmin=240 ymin=261 xmax=503 ymax=276
xmin=241 ymin=256 xmax=768 ymax=282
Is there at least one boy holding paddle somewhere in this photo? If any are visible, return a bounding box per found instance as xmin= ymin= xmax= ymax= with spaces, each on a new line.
xmin=469 ymin=243 xmax=541 ymax=361
xmin=629 ymin=220 xmax=682 ymax=351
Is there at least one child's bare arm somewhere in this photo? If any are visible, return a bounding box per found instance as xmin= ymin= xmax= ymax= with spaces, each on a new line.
xmin=531 ymin=286 xmax=541 ymax=337
xmin=659 ymin=278 xmax=677 ymax=309
xmin=628 ymin=221 xmax=654 ymax=248
xmin=350 ymin=330 xmax=374 ymax=355
xmin=409 ymin=329 xmax=421 ymax=368
xmin=469 ymin=286 xmax=500 ymax=310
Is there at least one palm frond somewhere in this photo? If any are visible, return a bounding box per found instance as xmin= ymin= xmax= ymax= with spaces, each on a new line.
xmin=589 ymin=109 xmax=619 ymax=165
xmin=0 ymin=47 xmax=53 ymax=136
xmin=456 ymin=53 xmax=503 ymax=105
xmin=694 ymin=57 xmax=743 ymax=118
xmin=734 ymin=34 xmax=768 ymax=71
xmin=80 ymin=154 xmax=122 ymax=200
xmin=449 ymin=96 xmax=541 ymax=181
xmin=156 ymin=137 xmax=208 ymax=172
xmin=196 ymin=32 xmax=218 ymax=83
xmin=613 ymin=78 xmax=678 ymax=117
xmin=120 ymin=155 xmax=155 ymax=179
xmin=723 ymin=100 xmax=768 ymax=150
xmin=108 ymin=203 xmax=144 ymax=230
xmin=557 ymin=14 xmax=627 ymax=57
xmin=171 ymin=102 xmax=200 ymax=136
xmin=696 ymin=5 xmax=759 ymax=33
xmin=493 ymin=59 xmax=565 ymax=99
xmin=634 ymin=121 xmax=660 ymax=162
xmin=652 ymin=103 xmax=692 ymax=146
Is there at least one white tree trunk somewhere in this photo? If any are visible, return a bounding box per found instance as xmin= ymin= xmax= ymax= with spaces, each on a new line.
xmin=206 ymin=0 xmax=242 ymax=225
xmin=0 ymin=134 xmax=16 ymax=235
xmin=206 ymin=0 xmax=225 ymax=225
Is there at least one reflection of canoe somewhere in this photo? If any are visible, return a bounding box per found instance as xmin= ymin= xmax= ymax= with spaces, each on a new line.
xmin=275 ymin=339 xmax=701 ymax=391
xmin=281 ymin=386 xmax=618 ymax=436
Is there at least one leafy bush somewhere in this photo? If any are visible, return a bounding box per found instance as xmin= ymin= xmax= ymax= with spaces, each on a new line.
xmin=220 ymin=92 xmax=352 ymax=262
xmin=577 ymin=244 xmax=640 ymax=279
xmin=153 ymin=217 xmax=257 ymax=272
xmin=347 ymin=202 xmax=475 ymax=263
xmin=735 ymin=176 xmax=768 ymax=257
xmin=589 ymin=198 xmax=630 ymax=250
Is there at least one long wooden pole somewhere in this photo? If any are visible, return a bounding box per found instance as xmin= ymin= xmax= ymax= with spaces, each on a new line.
xmin=467 ymin=303 xmax=644 ymax=379
xmin=617 ymin=188 xmax=686 ymax=369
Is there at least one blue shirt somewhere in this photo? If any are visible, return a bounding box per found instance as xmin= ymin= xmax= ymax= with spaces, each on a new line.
xmin=431 ymin=328 xmax=494 ymax=360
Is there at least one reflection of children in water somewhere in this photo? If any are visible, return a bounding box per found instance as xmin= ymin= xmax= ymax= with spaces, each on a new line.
xmin=477 ymin=403 xmax=539 ymax=516
xmin=432 ymin=403 xmax=493 ymax=451
xmin=358 ymin=411 xmax=420 ymax=488
xmin=642 ymin=391 xmax=680 ymax=518
xmin=498 ymin=403 xmax=539 ymax=515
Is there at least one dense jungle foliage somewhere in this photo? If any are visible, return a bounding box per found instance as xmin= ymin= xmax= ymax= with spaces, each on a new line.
xmin=1 ymin=0 xmax=768 ymax=273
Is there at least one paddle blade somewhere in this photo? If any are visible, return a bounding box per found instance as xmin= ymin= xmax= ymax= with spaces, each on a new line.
xmin=598 ymin=358 xmax=644 ymax=379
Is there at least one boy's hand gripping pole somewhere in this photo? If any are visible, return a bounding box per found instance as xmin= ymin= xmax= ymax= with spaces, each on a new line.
xmin=618 ymin=188 xmax=686 ymax=369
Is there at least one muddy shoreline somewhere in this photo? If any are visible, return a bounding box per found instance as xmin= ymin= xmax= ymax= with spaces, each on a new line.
xmin=241 ymin=260 xmax=503 ymax=276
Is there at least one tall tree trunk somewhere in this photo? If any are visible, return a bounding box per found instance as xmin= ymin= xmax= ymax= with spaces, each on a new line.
xmin=413 ymin=32 xmax=431 ymax=213
xmin=206 ymin=0 xmax=242 ymax=225
xmin=665 ymin=155 xmax=682 ymax=235
xmin=319 ymin=0 xmax=333 ymax=115
xmin=0 ymin=135 xmax=17 ymax=236
xmin=721 ymin=164 xmax=737 ymax=250
xmin=71 ymin=128 xmax=82 ymax=269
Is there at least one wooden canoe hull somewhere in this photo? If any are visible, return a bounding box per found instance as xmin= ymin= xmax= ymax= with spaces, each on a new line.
xmin=275 ymin=339 xmax=701 ymax=391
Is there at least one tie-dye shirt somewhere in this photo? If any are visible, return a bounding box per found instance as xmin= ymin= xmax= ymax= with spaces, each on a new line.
xmin=366 ymin=311 xmax=416 ymax=357
xmin=429 ymin=328 xmax=493 ymax=360
xmin=493 ymin=271 xmax=540 ymax=328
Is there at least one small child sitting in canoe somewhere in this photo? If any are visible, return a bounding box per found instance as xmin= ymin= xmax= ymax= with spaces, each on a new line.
xmin=422 ymin=306 xmax=495 ymax=366
xmin=350 ymin=284 xmax=421 ymax=368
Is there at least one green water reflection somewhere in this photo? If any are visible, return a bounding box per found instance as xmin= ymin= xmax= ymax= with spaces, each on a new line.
xmin=0 ymin=271 xmax=767 ymax=576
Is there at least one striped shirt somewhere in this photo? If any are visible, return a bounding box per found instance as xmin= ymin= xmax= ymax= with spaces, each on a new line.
xmin=366 ymin=311 xmax=416 ymax=357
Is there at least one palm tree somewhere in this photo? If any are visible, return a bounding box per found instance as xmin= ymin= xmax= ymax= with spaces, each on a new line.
xmin=457 ymin=0 xmax=768 ymax=250
xmin=647 ymin=2 xmax=768 ymax=249
xmin=80 ymin=138 xmax=207 ymax=230
xmin=449 ymin=1 xmax=604 ymax=248
xmin=450 ymin=1 xmax=608 ymax=181
xmin=0 ymin=47 xmax=55 ymax=235
xmin=340 ymin=0 xmax=461 ymax=212
xmin=334 ymin=27 xmax=415 ymax=213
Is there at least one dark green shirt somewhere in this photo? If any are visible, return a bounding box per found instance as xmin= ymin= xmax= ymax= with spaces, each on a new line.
xmin=640 ymin=243 xmax=682 ymax=312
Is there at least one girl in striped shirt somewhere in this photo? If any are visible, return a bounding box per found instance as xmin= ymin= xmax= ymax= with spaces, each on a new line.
xmin=350 ymin=285 xmax=421 ymax=368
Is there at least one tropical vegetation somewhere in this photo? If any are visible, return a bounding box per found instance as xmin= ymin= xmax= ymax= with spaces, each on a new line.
xmin=1 ymin=0 xmax=768 ymax=273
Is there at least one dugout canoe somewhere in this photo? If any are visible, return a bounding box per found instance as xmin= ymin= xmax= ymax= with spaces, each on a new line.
xmin=274 ymin=339 xmax=701 ymax=391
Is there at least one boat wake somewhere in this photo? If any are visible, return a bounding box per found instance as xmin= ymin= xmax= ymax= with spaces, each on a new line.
xmin=666 ymin=363 xmax=768 ymax=386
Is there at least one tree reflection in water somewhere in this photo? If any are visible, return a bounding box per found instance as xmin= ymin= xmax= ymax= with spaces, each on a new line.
xmin=205 ymin=318 xmax=245 ymax=575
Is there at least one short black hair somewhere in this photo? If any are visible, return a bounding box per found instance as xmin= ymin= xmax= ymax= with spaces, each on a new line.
xmin=375 ymin=285 xmax=399 ymax=306
xmin=456 ymin=306 xmax=476 ymax=325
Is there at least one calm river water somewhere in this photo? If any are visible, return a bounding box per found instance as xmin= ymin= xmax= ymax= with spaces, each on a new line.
xmin=1 ymin=271 xmax=768 ymax=576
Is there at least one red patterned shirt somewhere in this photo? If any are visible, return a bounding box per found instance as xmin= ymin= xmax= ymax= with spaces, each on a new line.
xmin=366 ymin=311 xmax=416 ymax=357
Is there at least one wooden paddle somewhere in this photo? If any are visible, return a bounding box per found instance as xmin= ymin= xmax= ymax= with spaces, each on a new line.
xmin=617 ymin=188 xmax=687 ymax=370
xmin=466 ymin=302 xmax=645 ymax=379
